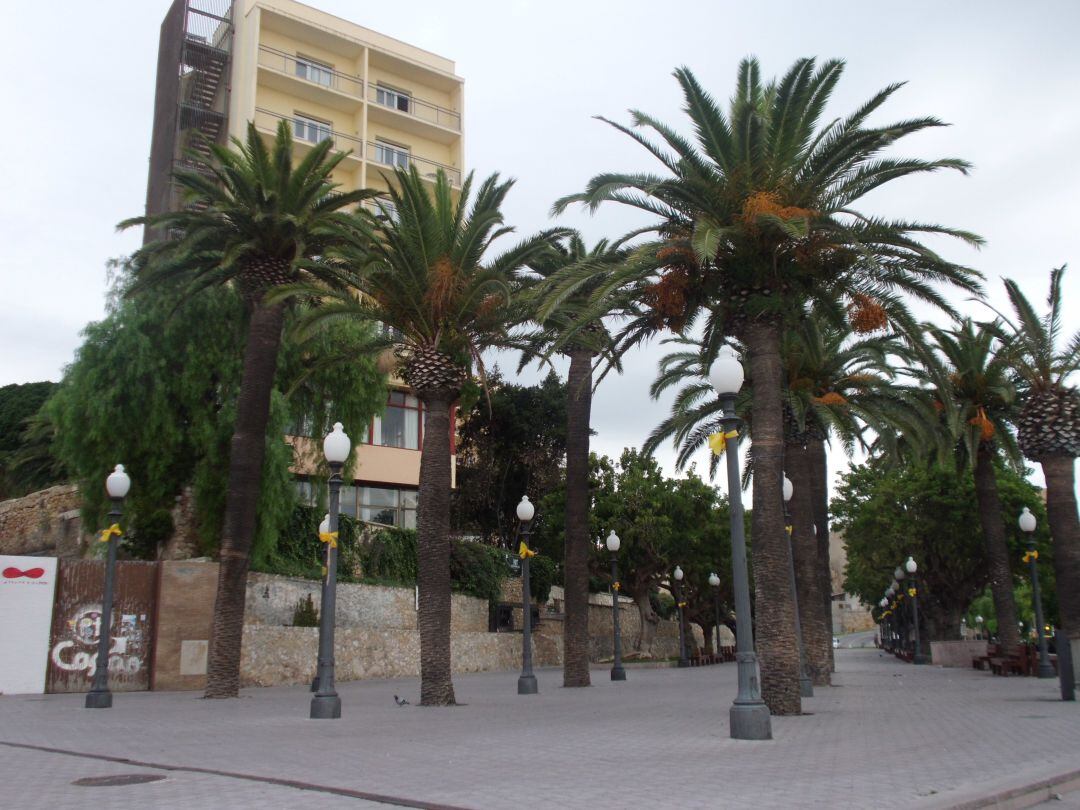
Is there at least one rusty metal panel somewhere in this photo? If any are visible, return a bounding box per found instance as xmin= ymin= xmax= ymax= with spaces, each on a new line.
xmin=46 ymin=560 xmax=157 ymax=693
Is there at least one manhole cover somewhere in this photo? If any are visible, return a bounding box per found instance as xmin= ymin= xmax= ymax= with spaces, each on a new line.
xmin=72 ymin=774 xmax=166 ymax=787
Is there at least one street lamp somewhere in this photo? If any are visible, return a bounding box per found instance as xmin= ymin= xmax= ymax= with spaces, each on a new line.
xmin=310 ymin=512 xmax=331 ymax=693
xmin=782 ymin=473 xmax=813 ymax=697
xmin=311 ymin=422 xmax=350 ymax=719
xmin=86 ymin=464 xmax=131 ymax=709
xmin=1019 ymin=507 xmax=1054 ymax=678
xmin=673 ymin=565 xmax=689 ymax=668
xmin=708 ymin=346 xmax=771 ymax=740
xmin=709 ymin=572 xmax=722 ymax=659
xmin=905 ymin=557 xmax=929 ymax=665
xmin=516 ymin=495 xmax=538 ymax=695
xmin=879 ymin=597 xmax=889 ymax=650
xmin=606 ymin=530 xmax=626 ymax=681
xmin=976 ymin=614 xmax=984 ymax=640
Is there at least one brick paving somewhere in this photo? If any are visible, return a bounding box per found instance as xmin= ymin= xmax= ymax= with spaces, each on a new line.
xmin=1 ymin=650 xmax=1077 ymax=809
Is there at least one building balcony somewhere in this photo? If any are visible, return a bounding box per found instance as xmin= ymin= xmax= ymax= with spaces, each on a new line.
xmin=366 ymin=84 xmax=461 ymax=144
xmin=257 ymin=45 xmax=364 ymax=111
xmin=365 ymin=141 xmax=460 ymax=188
xmin=253 ymin=107 xmax=363 ymax=163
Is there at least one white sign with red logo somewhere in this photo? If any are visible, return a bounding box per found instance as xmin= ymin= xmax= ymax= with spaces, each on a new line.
xmin=0 ymin=555 xmax=58 ymax=694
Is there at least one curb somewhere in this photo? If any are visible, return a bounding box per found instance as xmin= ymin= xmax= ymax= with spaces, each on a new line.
xmin=944 ymin=768 xmax=1080 ymax=809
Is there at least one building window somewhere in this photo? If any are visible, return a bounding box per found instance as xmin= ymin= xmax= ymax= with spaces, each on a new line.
xmin=374 ymin=139 xmax=409 ymax=169
xmin=295 ymin=56 xmax=334 ymax=88
xmin=293 ymin=114 xmax=332 ymax=144
xmin=376 ymin=84 xmax=411 ymax=113
xmin=359 ymin=485 xmax=417 ymax=528
xmin=373 ymin=391 xmax=420 ymax=449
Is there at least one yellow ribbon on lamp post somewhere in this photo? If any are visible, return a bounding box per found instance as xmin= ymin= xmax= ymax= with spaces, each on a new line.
xmin=98 ymin=524 xmax=122 ymax=543
xmin=707 ymin=429 xmax=739 ymax=456
xmin=1022 ymin=550 xmax=1039 ymax=564
xmin=518 ymin=541 xmax=536 ymax=560
xmin=319 ymin=531 xmax=339 ymax=549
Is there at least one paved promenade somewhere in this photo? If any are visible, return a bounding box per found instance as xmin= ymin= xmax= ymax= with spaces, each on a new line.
xmin=1 ymin=650 xmax=1077 ymax=809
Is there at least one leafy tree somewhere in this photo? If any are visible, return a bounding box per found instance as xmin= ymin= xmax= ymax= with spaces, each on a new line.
xmin=834 ymin=460 xmax=1048 ymax=641
xmin=120 ymin=121 xmax=374 ymax=698
xmin=992 ymin=267 xmax=1080 ymax=639
xmin=551 ymin=59 xmax=980 ymax=714
xmin=46 ymin=262 xmax=384 ymax=566
xmin=0 ymin=381 xmax=64 ymax=498
xmin=451 ymin=369 xmax=567 ymax=545
xmin=298 ymin=166 xmax=563 ymax=706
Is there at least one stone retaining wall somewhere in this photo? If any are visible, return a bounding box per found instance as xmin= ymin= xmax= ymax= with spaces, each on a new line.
xmin=240 ymin=625 xmax=563 ymax=687
xmin=0 ymin=485 xmax=86 ymax=557
xmin=929 ymin=639 xmax=988 ymax=668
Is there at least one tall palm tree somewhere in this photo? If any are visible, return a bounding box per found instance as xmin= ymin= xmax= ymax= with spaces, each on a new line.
xmin=550 ymin=59 xmax=981 ymax=714
xmin=120 ymin=121 xmax=370 ymax=698
xmin=522 ymin=234 xmax=629 ymax=688
xmin=646 ymin=315 xmax=908 ymax=685
xmin=905 ymin=319 xmax=1023 ymax=655
xmin=993 ymin=267 xmax=1080 ymax=638
xmin=295 ymin=166 xmax=562 ymax=705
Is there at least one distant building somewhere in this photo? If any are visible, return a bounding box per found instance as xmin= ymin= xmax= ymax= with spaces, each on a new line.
xmin=142 ymin=0 xmax=465 ymax=527
xmin=829 ymin=530 xmax=875 ymax=634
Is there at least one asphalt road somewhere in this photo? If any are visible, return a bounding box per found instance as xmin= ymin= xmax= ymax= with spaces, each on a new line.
xmin=837 ymin=629 xmax=877 ymax=649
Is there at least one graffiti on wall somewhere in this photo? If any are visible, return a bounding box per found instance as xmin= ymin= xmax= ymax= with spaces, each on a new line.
xmin=49 ymin=605 xmax=148 ymax=678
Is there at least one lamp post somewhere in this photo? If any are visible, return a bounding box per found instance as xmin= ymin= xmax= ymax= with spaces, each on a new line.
xmin=1019 ymin=507 xmax=1055 ymax=678
xmin=976 ymin=614 xmax=984 ymax=641
xmin=673 ymin=565 xmax=689 ymax=667
xmin=905 ymin=557 xmax=929 ymax=665
xmin=85 ymin=465 xmax=130 ymax=709
xmin=783 ymin=474 xmax=813 ymax=697
xmin=310 ymin=512 xmax=331 ymax=693
xmin=879 ymin=597 xmax=889 ymax=651
xmin=606 ymin=530 xmax=626 ymax=681
xmin=517 ymin=495 xmax=538 ymax=695
xmin=709 ymin=572 xmax=722 ymax=658
xmin=311 ymin=422 xmax=350 ymax=719
xmin=709 ymin=345 xmax=771 ymax=740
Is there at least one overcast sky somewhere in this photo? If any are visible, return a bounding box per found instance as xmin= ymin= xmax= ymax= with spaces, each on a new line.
xmin=1 ymin=0 xmax=1078 ymax=496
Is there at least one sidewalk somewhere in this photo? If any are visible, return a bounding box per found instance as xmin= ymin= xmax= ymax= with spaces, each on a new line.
xmin=1 ymin=650 xmax=1077 ymax=809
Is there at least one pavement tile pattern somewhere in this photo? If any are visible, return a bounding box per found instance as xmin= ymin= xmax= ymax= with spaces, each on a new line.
xmin=1 ymin=650 xmax=1077 ymax=809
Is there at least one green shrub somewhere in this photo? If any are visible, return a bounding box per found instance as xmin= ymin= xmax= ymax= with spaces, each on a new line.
xmin=360 ymin=527 xmax=418 ymax=583
xmin=528 ymin=554 xmax=556 ymax=604
xmin=126 ymin=508 xmax=174 ymax=560
xmin=450 ymin=540 xmax=510 ymax=603
xmin=291 ymin=593 xmax=319 ymax=627
xmin=651 ymin=589 xmax=675 ymax=620
xmin=259 ymin=504 xmax=361 ymax=582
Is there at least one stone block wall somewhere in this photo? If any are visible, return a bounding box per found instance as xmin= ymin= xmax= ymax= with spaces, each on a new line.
xmin=244 ymin=571 xmax=489 ymax=632
xmin=240 ymin=626 xmax=563 ymax=687
xmin=0 ymin=485 xmax=87 ymax=558
xmin=928 ymin=640 xmax=987 ymax=668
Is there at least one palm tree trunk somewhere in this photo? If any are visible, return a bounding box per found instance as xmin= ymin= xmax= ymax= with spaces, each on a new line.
xmin=205 ymin=301 xmax=286 ymax=698
xmin=1040 ymin=456 xmax=1080 ymax=638
xmin=787 ymin=442 xmax=831 ymax=685
xmin=416 ymin=392 xmax=456 ymax=705
xmin=974 ymin=443 xmax=1022 ymax=655
xmin=563 ymin=348 xmax=593 ymax=687
xmin=808 ymin=438 xmax=835 ymax=673
xmin=743 ymin=320 xmax=801 ymax=715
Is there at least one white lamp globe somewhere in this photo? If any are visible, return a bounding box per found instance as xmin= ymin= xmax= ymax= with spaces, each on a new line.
xmin=894 ymin=566 xmax=905 ymax=581
xmin=605 ymin=530 xmax=621 ymax=553
xmin=782 ymin=475 xmax=794 ymax=502
xmin=516 ymin=495 xmax=535 ymax=522
xmin=708 ymin=572 xmax=720 ymax=587
xmin=905 ymin=556 xmax=917 ymax=575
xmin=106 ymin=464 xmax=131 ymax=499
xmin=976 ymin=615 xmax=984 ymax=624
xmin=1018 ymin=507 xmax=1037 ymax=534
xmin=708 ymin=345 xmax=745 ymax=396
xmin=880 ymin=598 xmax=888 ymax=608
xmin=319 ymin=513 xmax=330 ymax=534
xmin=673 ymin=565 xmax=684 ymax=581
xmin=323 ymin=422 xmax=352 ymax=464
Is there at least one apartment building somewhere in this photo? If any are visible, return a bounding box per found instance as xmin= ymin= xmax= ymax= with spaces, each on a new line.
xmin=143 ymin=0 xmax=465 ymax=529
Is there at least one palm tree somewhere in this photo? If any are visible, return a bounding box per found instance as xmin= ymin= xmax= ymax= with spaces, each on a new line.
xmin=120 ymin=121 xmax=371 ymax=698
xmin=550 ymin=59 xmax=980 ymax=714
xmin=905 ymin=319 xmax=1023 ymax=655
xmin=297 ymin=166 xmax=562 ymax=705
xmin=993 ymin=267 xmax=1080 ymax=638
xmin=647 ymin=315 xmax=908 ymax=685
xmin=522 ymin=234 xmax=629 ymax=688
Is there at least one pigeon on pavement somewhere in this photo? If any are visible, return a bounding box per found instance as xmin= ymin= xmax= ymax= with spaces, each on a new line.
xmin=394 ymin=695 xmax=410 ymax=706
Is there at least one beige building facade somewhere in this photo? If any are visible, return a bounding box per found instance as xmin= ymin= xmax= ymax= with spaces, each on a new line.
xmin=144 ymin=0 xmax=464 ymax=529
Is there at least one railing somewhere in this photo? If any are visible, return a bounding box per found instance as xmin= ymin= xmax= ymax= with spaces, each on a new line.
xmin=367 ymin=84 xmax=460 ymax=131
xmin=257 ymin=45 xmax=363 ymax=98
xmin=254 ymin=108 xmax=363 ymax=157
xmin=365 ymin=142 xmax=460 ymax=187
